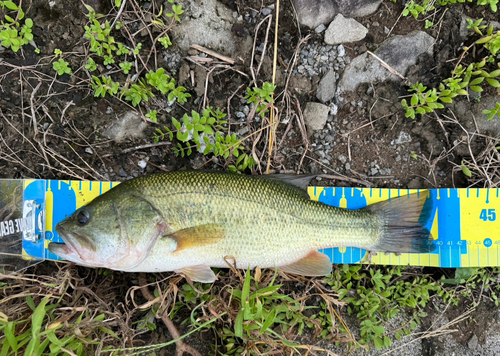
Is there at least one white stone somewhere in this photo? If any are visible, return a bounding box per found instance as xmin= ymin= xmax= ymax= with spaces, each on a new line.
xmin=324 ymin=14 xmax=368 ymax=45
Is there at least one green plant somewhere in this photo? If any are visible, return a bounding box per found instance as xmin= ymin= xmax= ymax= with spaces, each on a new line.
xmin=145 ymin=110 xmax=158 ymax=122
xmin=483 ymin=102 xmax=500 ymax=120
xmin=153 ymin=107 xmax=256 ymax=171
xmin=0 ymin=1 xmax=33 ymax=52
xmin=402 ymin=0 xmax=435 ymax=18
xmin=121 ymin=79 xmax=154 ymax=106
xmin=439 ymin=267 xmax=500 ymax=306
xmin=146 ymin=68 xmax=175 ymax=94
xmin=159 ymin=34 xmax=172 ymax=49
xmin=85 ymin=57 xmax=97 ymax=71
xmin=325 ymin=265 xmax=439 ymax=350
xmin=245 ymin=82 xmax=276 ymax=117
xmin=0 ymin=295 xmax=118 ymax=355
xmin=402 ymin=19 xmax=500 ymax=119
xmin=53 ymin=58 xmax=72 ymax=75
xmin=119 ymin=61 xmax=133 ymax=74
xmin=91 ymin=75 xmax=119 ymax=97
xmin=166 ymin=0 xmax=184 ymax=22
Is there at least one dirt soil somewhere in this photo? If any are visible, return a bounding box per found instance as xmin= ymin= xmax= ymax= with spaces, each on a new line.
xmin=1 ymin=0 xmax=500 ymax=355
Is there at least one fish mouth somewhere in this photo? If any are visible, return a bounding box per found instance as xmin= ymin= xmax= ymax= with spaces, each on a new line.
xmin=50 ymin=224 xmax=95 ymax=263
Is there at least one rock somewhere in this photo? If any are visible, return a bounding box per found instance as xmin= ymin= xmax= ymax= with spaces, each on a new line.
xmin=104 ymin=111 xmax=147 ymax=143
xmin=291 ymin=0 xmax=337 ymax=29
xmin=171 ymin=0 xmax=238 ymax=55
xmin=316 ymin=69 xmax=337 ymax=103
xmin=395 ymin=131 xmax=412 ymax=145
xmin=336 ymin=0 xmax=382 ymax=18
xmin=472 ymin=95 xmax=500 ymax=136
xmin=303 ymin=102 xmax=330 ymax=134
xmin=339 ymin=31 xmax=435 ymax=92
xmin=324 ymin=14 xmax=368 ymax=45
xmin=407 ymin=176 xmax=424 ymax=189
xmin=289 ymin=74 xmax=312 ymax=94
xmin=468 ymin=333 xmax=479 ymax=350
xmin=138 ymin=160 xmax=147 ymax=169
xmin=292 ymin=0 xmax=381 ymax=29
xmin=315 ymin=24 xmax=326 ymax=33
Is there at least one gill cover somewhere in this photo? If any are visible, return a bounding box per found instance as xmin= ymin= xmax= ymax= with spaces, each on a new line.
xmin=53 ymin=193 xmax=166 ymax=270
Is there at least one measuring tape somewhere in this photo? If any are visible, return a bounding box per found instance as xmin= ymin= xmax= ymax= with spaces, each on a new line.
xmin=17 ymin=180 xmax=500 ymax=268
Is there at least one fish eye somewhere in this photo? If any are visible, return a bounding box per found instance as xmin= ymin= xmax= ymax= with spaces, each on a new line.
xmin=76 ymin=210 xmax=90 ymax=226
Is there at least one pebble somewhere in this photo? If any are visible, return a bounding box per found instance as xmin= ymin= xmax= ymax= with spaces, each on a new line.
xmin=85 ymin=147 xmax=93 ymax=154
xmin=119 ymin=168 xmax=127 ymax=177
xmin=345 ymin=162 xmax=351 ymax=170
xmin=315 ymin=24 xmax=326 ymax=33
xmin=370 ymin=168 xmax=378 ymax=175
xmin=338 ymin=45 xmax=345 ymax=57
xmin=338 ymin=154 xmax=347 ymax=164
xmin=138 ymin=160 xmax=147 ymax=169
xmin=261 ymin=8 xmax=272 ymax=16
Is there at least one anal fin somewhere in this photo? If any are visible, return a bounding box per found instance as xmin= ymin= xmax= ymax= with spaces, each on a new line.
xmin=176 ymin=265 xmax=216 ymax=283
xmin=280 ymin=251 xmax=332 ymax=277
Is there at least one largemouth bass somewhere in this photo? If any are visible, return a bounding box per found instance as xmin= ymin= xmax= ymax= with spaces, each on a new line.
xmin=49 ymin=171 xmax=435 ymax=283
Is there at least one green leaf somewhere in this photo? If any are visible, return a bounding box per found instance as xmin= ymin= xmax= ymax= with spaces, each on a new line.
xmin=234 ymin=309 xmax=244 ymax=338
xmin=172 ymin=117 xmax=181 ymax=130
xmin=374 ymin=337 xmax=384 ymax=350
xmin=470 ymin=86 xmax=483 ymax=93
xmin=486 ymin=78 xmax=500 ymax=88
xmin=259 ymin=308 xmax=276 ymax=336
xmin=461 ymin=161 xmax=472 ymax=178
xmin=470 ymin=77 xmax=485 ymax=86
xmin=411 ymin=94 xmax=418 ymax=106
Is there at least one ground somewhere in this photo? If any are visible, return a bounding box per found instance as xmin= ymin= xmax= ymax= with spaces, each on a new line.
xmin=1 ymin=0 xmax=500 ymax=355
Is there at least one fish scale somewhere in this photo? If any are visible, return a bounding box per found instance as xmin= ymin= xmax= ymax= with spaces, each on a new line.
xmin=50 ymin=171 xmax=434 ymax=282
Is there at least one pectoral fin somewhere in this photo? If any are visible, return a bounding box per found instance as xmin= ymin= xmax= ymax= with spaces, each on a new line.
xmin=176 ymin=265 xmax=216 ymax=283
xmin=280 ymin=251 xmax=332 ymax=276
xmin=163 ymin=224 xmax=225 ymax=252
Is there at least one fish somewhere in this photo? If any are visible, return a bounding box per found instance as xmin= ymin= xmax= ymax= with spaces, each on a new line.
xmin=48 ymin=171 xmax=435 ymax=283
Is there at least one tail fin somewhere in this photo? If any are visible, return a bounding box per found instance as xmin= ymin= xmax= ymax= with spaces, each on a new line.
xmin=365 ymin=193 xmax=436 ymax=254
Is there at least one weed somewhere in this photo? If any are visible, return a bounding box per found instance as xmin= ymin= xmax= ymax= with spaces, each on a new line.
xmin=325 ymin=265 xmax=438 ymax=350
xmin=52 ymin=58 xmax=72 ymax=76
xmin=0 ymin=294 xmax=118 ymax=355
xmin=159 ymin=34 xmax=173 ymax=49
xmin=121 ymin=80 xmax=154 ymax=107
xmin=154 ymin=107 xmax=256 ymax=172
xmin=119 ymin=61 xmax=133 ymax=74
xmin=0 ymin=1 xmax=33 ymax=52
xmin=439 ymin=267 xmax=500 ymax=307
xmin=402 ymin=18 xmax=500 ymax=119
xmin=85 ymin=57 xmax=97 ymax=71
xmin=402 ymin=0 xmax=435 ymax=19
xmin=245 ymin=82 xmax=276 ymax=118
xmin=91 ymin=75 xmax=120 ymax=97
xmin=483 ymin=102 xmax=500 ymax=120
xmin=166 ymin=0 xmax=185 ymax=22
xmin=145 ymin=110 xmax=158 ymax=122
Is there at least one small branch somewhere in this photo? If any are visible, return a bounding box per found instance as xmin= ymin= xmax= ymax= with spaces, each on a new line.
xmin=190 ymin=44 xmax=235 ymax=65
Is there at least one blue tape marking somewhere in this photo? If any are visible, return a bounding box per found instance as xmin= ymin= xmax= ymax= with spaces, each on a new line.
xmin=430 ymin=189 xmax=465 ymax=268
xmin=487 ymin=190 xmax=490 ymax=204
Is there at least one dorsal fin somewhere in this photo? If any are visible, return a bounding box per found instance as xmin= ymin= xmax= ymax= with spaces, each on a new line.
xmin=263 ymin=174 xmax=317 ymax=191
